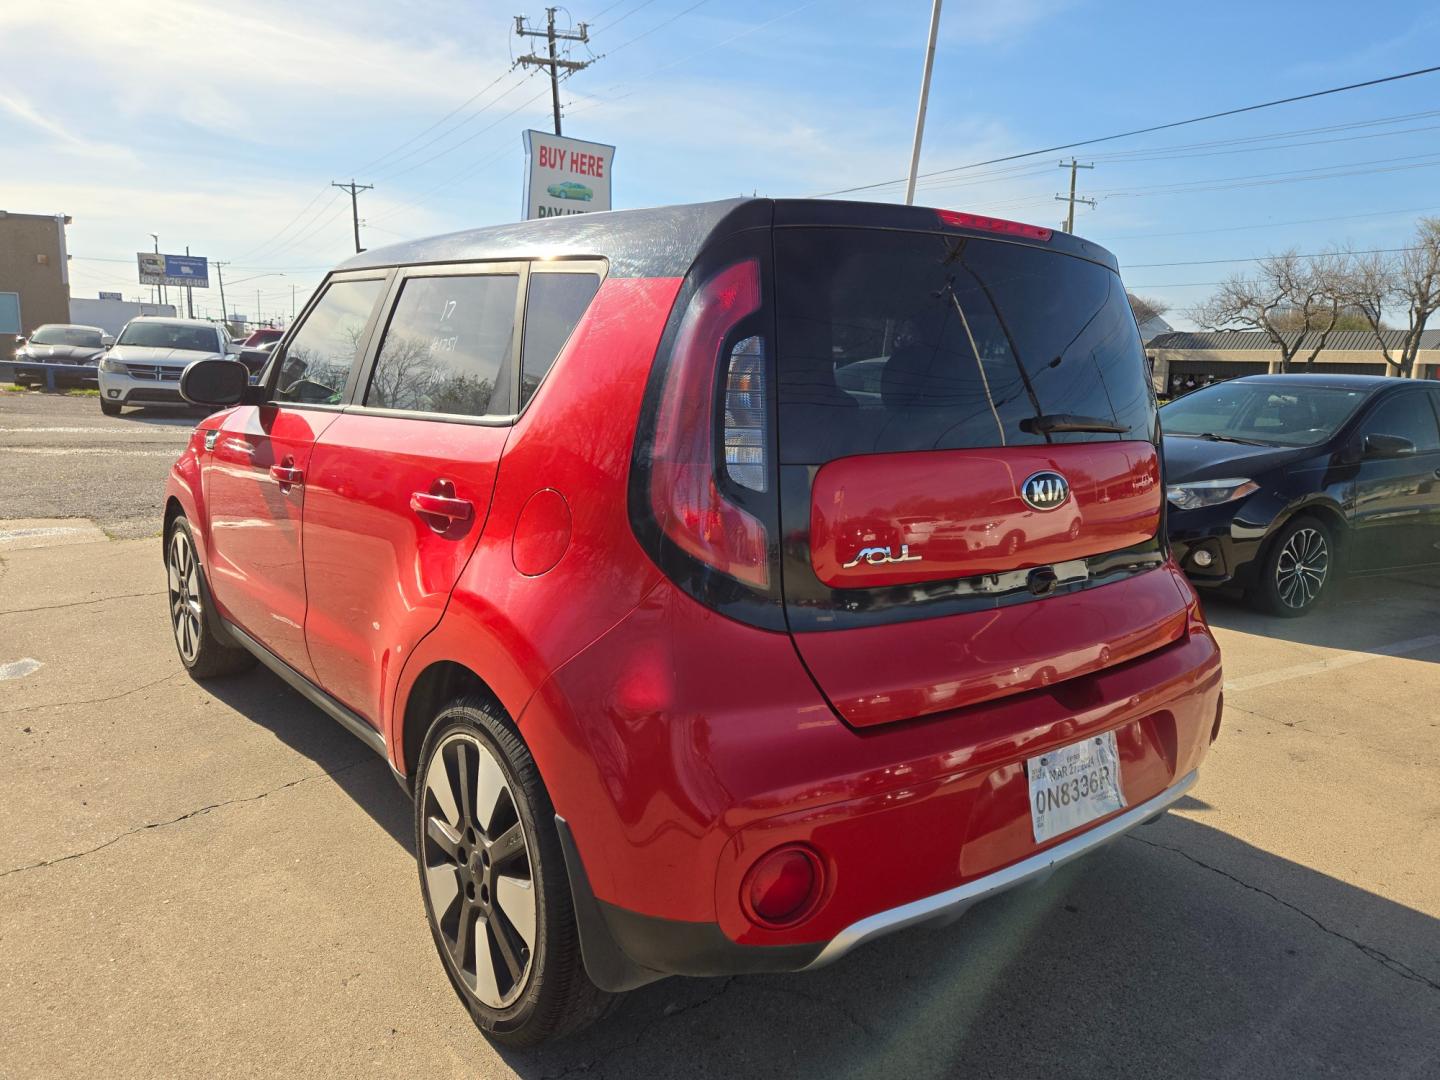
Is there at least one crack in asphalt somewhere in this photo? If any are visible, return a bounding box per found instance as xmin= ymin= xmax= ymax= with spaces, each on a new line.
xmin=0 ymin=589 xmax=165 ymax=616
xmin=0 ymin=671 xmax=181 ymax=715
xmin=0 ymin=757 xmax=371 ymax=879
xmin=536 ymin=977 xmax=740 ymax=1080
xmin=1128 ymin=834 xmax=1440 ymax=992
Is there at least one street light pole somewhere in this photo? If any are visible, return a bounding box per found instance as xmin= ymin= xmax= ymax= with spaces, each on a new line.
xmin=904 ymin=0 xmax=944 ymax=206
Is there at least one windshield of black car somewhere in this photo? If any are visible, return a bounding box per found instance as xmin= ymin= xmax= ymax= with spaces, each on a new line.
xmin=30 ymin=326 xmax=103 ymax=348
xmin=116 ymin=323 xmax=219 ymax=352
xmin=1161 ymin=383 xmax=1368 ymax=446
xmin=774 ymin=228 xmax=1152 ymax=464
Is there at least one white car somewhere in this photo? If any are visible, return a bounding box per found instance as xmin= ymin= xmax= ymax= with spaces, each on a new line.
xmin=97 ymin=317 xmax=234 ymax=416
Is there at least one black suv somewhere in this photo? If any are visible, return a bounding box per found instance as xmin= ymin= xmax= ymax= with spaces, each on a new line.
xmin=1162 ymin=374 xmax=1440 ymax=615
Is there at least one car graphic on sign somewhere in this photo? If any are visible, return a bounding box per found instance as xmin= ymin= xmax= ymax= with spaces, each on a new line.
xmin=547 ymin=181 xmax=594 ymax=201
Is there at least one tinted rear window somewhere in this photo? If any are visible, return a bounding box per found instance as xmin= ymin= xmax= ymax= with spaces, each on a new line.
xmin=774 ymin=228 xmax=1151 ymax=464
xmin=520 ymin=272 xmax=601 ymax=407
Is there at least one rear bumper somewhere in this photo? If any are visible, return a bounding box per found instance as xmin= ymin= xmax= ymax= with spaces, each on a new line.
xmin=532 ymin=570 xmax=1223 ymax=990
xmin=561 ymin=771 xmax=1197 ymax=989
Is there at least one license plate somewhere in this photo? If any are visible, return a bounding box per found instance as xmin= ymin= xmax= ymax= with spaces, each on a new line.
xmin=1027 ymin=730 xmax=1125 ymax=844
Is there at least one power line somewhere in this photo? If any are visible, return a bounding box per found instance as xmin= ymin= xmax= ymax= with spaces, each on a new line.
xmin=1100 ymin=204 xmax=1440 ymax=241
xmin=1126 ymin=245 xmax=1414 ymax=269
xmin=602 ymin=0 xmax=710 ymax=58
xmin=809 ymin=63 xmax=1440 ymax=198
xmin=353 ymin=66 xmax=521 ymax=175
xmin=516 ymin=8 xmax=594 ymax=135
xmin=331 ymin=180 xmax=374 ymax=254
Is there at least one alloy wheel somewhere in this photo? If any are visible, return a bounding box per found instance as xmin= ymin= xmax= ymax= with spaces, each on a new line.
xmin=421 ymin=732 xmax=537 ymax=1009
xmin=1275 ymin=527 xmax=1329 ymax=610
xmin=167 ymin=530 xmax=204 ymax=664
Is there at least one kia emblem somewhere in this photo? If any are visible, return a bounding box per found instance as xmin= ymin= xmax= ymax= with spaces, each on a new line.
xmin=1021 ymin=471 xmax=1070 ymax=511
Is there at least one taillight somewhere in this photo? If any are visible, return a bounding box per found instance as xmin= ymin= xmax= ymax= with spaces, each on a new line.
xmin=935 ymin=208 xmax=1052 ymax=241
xmin=646 ymin=259 xmax=771 ymax=587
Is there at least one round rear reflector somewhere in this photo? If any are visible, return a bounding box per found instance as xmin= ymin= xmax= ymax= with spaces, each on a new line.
xmin=743 ymin=845 xmax=823 ymax=928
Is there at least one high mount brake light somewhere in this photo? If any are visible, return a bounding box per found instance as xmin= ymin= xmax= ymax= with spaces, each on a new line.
xmin=647 ymin=258 xmax=770 ymax=587
xmin=935 ymin=209 xmax=1053 ymax=242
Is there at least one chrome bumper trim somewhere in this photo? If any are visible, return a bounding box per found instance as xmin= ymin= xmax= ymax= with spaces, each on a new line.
xmin=804 ymin=769 xmax=1198 ymax=970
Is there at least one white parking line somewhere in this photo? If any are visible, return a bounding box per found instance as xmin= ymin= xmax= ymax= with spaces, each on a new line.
xmin=0 ymin=658 xmax=43 ymax=680
xmin=3 ymin=448 xmax=177 ymax=456
xmin=1223 ymin=634 xmax=1440 ymax=693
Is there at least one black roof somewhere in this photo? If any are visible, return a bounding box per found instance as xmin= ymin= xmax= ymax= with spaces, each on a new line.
xmin=1231 ymin=373 xmax=1440 ymax=391
xmin=1150 ymin=329 xmax=1440 ymax=352
xmin=338 ymin=198 xmax=1119 ymax=280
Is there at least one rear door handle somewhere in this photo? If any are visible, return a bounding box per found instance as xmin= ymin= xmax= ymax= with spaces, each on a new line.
xmin=410 ymin=491 xmax=473 ymax=524
xmin=269 ymin=464 xmax=304 ymax=485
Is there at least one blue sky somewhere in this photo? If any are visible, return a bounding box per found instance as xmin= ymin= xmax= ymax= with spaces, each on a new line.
xmin=3 ymin=0 xmax=1438 ymax=327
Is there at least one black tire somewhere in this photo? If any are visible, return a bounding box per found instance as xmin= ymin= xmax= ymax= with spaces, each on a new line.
xmin=414 ymin=697 xmax=615 ymax=1047
xmin=165 ymin=516 xmax=255 ymax=678
xmin=1251 ymin=516 xmax=1334 ymax=618
xmin=100 ymin=398 xmax=121 ymax=416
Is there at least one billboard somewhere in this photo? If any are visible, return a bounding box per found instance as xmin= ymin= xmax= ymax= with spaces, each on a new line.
xmin=137 ymin=253 xmax=209 ymax=288
xmin=522 ymin=129 xmax=614 ymax=220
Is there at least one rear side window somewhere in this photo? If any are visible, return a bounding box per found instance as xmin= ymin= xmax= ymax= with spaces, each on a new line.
xmin=1362 ymin=392 xmax=1440 ymax=451
xmin=274 ymin=279 xmax=384 ymax=404
xmin=520 ymin=272 xmax=601 ymax=407
xmin=366 ymin=274 xmax=519 ymax=417
xmin=774 ymin=228 xmax=1151 ymax=464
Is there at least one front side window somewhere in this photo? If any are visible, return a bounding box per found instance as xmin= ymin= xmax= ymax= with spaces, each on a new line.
xmin=1362 ymin=392 xmax=1440 ymax=452
xmin=520 ymin=272 xmax=601 ymax=406
xmin=366 ymin=274 xmax=520 ymax=417
xmin=273 ymin=279 xmax=385 ymax=405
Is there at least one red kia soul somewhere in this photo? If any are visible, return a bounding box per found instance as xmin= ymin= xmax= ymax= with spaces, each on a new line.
xmin=165 ymin=199 xmax=1222 ymax=1045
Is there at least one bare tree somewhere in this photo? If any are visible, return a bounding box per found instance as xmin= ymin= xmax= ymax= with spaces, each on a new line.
xmin=1189 ymin=249 xmax=1346 ymax=371
xmin=1341 ymin=218 xmax=1440 ymax=377
xmin=1127 ymin=293 xmax=1169 ymax=327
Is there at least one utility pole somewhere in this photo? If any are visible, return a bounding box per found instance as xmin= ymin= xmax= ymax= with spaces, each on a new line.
xmin=331 ymin=179 xmax=374 ymax=254
xmin=515 ymin=9 xmax=592 ymax=136
xmin=185 ymin=244 xmax=194 ymax=319
xmin=1055 ymin=159 xmax=1096 ymax=234
xmin=215 ymin=262 xmax=229 ymax=333
xmin=292 ymin=284 xmax=297 ymax=321
xmin=150 ymin=232 xmax=164 ymax=309
xmin=256 ymin=290 xmax=262 ymax=327
xmin=904 ymin=0 xmax=944 ymax=206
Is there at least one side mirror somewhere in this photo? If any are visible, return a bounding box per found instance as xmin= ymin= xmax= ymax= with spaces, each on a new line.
xmin=102 ymin=334 xmax=115 ymax=347
xmin=180 ymin=358 xmax=250 ymax=406
xmin=1363 ymin=432 xmax=1417 ymax=459
xmin=14 ymin=337 xmax=25 ymax=348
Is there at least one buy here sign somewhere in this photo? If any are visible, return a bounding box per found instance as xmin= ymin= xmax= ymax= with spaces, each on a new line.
xmin=522 ymin=129 xmax=616 ymax=220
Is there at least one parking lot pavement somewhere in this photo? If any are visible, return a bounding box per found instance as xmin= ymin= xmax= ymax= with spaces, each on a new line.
xmin=1 ymin=438 xmax=1438 ymax=1078
xmin=0 ymin=391 xmax=213 ymax=539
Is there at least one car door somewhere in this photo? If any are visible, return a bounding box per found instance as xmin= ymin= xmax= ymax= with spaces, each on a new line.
xmin=298 ymin=262 xmax=523 ymax=725
xmin=202 ymin=273 xmax=388 ymax=677
xmin=1349 ymin=389 xmax=1440 ymax=571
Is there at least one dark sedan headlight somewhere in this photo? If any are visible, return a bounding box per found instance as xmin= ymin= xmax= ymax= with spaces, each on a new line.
xmin=1166 ymin=478 xmax=1260 ymax=511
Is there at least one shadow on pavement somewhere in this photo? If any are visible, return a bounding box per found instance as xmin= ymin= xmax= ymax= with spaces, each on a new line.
xmin=1200 ymin=565 xmax=1440 ymax=662
xmin=200 ymin=664 xmax=1440 ymax=1077
xmin=503 ymin=814 xmax=1440 ymax=1079
xmin=200 ymin=666 xmax=414 ymax=852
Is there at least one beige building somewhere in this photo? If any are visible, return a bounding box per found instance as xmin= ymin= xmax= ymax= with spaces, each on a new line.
xmin=0 ymin=210 xmax=73 ymax=360
xmin=1150 ymin=329 xmax=1440 ymax=395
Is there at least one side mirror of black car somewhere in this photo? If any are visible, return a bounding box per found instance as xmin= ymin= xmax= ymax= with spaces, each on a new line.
xmin=180 ymin=357 xmax=252 ymax=406
xmin=1363 ymin=432 xmax=1417 ymax=459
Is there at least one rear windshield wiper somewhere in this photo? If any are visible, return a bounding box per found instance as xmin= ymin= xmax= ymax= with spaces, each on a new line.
xmin=1020 ymin=414 xmax=1128 ymax=435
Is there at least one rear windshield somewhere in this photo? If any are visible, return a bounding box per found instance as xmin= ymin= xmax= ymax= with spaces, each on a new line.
xmin=116 ymin=322 xmax=218 ymax=353
xmin=31 ymin=326 xmax=103 ymax=348
xmin=774 ymin=228 xmax=1151 ymax=464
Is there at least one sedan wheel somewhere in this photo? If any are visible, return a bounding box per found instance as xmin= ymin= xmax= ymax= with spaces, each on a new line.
xmin=1275 ymin=527 xmax=1329 ymax=611
xmin=421 ymin=731 xmax=537 ymax=1008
